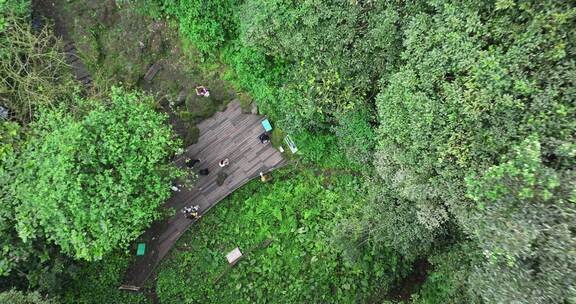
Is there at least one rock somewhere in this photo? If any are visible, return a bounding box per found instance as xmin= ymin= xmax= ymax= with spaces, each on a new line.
xmin=176 ymin=89 xmax=187 ymax=107
xmin=144 ymin=62 xmax=162 ymax=82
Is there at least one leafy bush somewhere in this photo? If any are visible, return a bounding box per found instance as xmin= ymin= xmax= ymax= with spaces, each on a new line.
xmin=413 ymin=243 xmax=481 ymax=304
xmin=465 ymin=137 xmax=576 ymax=303
xmin=159 ymin=0 xmax=241 ymax=54
xmin=61 ymin=252 xmax=149 ymax=304
xmin=9 ymin=87 xmax=182 ymax=261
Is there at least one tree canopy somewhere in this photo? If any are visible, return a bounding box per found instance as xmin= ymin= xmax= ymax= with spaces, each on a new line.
xmin=1 ymin=0 xmax=574 ymax=303
xmin=8 ymin=88 xmax=180 ymax=261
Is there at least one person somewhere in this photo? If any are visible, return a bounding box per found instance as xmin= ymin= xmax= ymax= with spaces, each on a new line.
xmin=258 ymin=133 xmax=271 ymax=144
xmin=170 ymin=184 xmax=181 ymax=192
xmin=219 ymin=158 xmax=230 ymax=168
xmin=183 ymin=205 xmax=200 ymax=219
xmin=199 ymin=168 xmax=209 ymax=175
xmin=195 ymin=86 xmax=210 ymax=97
xmin=185 ymin=158 xmax=200 ymax=168
xmin=260 ymin=171 xmax=272 ymax=182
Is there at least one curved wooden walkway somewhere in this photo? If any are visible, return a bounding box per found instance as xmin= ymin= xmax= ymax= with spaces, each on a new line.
xmin=121 ymin=101 xmax=285 ymax=290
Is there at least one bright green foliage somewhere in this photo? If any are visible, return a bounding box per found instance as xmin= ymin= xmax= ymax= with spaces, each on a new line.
xmin=0 ymin=289 xmax=58 ymax=304
xmin=158 ymin=0 xmax=241 ymax=53
xmin=9 ymin=88 xmax=181 ymax=261
xmin=0 ymin=0 xmax=29 ymax=30
xmin=221 ymin=43 xmax=287 ymax=123
xmin=61 ymin=253 xmax=149 ymax=304
xmin=465 ymin=137 xmax=576 ymax=303
xmin=291 ymin=132 xmax=359 ymax=170
xmin=332 ymin=107 xmax=375 ymax=165
xmin=156 ymin=169 xmax=407 ymax=303
xmin=0 ymin=121 xmax=30 ymax=276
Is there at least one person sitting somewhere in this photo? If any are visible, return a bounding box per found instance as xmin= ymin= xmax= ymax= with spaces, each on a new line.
xmin=182 ymin=205 xmax=200 ymax=219
xmin=219 ymin=158 xmax=230 ymax=167
xmin=258 ymin=133 xmax=271 ymax=144
xmin=195 ymin=86 xmax=210 ymax=97
xmin=185 ymin=158 xmax=200 ymax=168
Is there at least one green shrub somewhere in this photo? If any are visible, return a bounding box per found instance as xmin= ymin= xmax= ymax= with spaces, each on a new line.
xmin=10 ymin=87 xmax=182 ymax=261
xmin=62 ymin=252 xmax=149 ymax=304
xmin=0 ymin=0 xmax=30 ymax=30
xmin=161 ymin=0 xmax=241 ymax=54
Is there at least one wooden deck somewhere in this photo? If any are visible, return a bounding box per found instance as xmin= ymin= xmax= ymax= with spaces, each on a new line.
xmin=121 ymin=101 xmax=285 ymax=289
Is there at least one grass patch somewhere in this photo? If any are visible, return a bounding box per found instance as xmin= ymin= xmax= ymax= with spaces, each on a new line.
xmin=155 ymin=166 xmax=404 ymax=303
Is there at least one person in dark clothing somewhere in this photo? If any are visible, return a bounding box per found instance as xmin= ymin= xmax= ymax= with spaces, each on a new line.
xmin=258 ymin=133 xmax=270 ymax=144
xmin=199 ymin=168 xmax=209 ymax=175
xmin=185 ymin=158 xmax=200 ymax=168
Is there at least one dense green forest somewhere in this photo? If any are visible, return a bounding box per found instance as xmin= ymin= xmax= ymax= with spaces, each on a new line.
xmin=1 ymin=0 xmax=574 ymax=303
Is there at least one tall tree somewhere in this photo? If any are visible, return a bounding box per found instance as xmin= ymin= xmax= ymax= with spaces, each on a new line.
xmin=466 ymin=137 xmax=575 ymax=303
xmin=9 ymin=88 xmax=182 ymax=261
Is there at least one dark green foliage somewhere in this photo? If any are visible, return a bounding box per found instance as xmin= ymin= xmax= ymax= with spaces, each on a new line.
xmin=9 ymin=88 xmax=181 ymax=261
xmin=0 ymin=289 xmax=57 ymax=304
xmin=159 ymin=0 xmax=241 ymax=53
xmin=371 ymin=1 xmax=575 ymax=300
xmin=413 ymin=242 xmax=481 ymax=304
xmin=61 ymin=253 xmax=149 ymax=304
xmin=465 ymin=137 xmax=575 ymax=303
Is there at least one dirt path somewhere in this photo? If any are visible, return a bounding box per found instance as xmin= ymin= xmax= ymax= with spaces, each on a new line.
xmin=33 ymin=0 xmax=93 ymax=88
